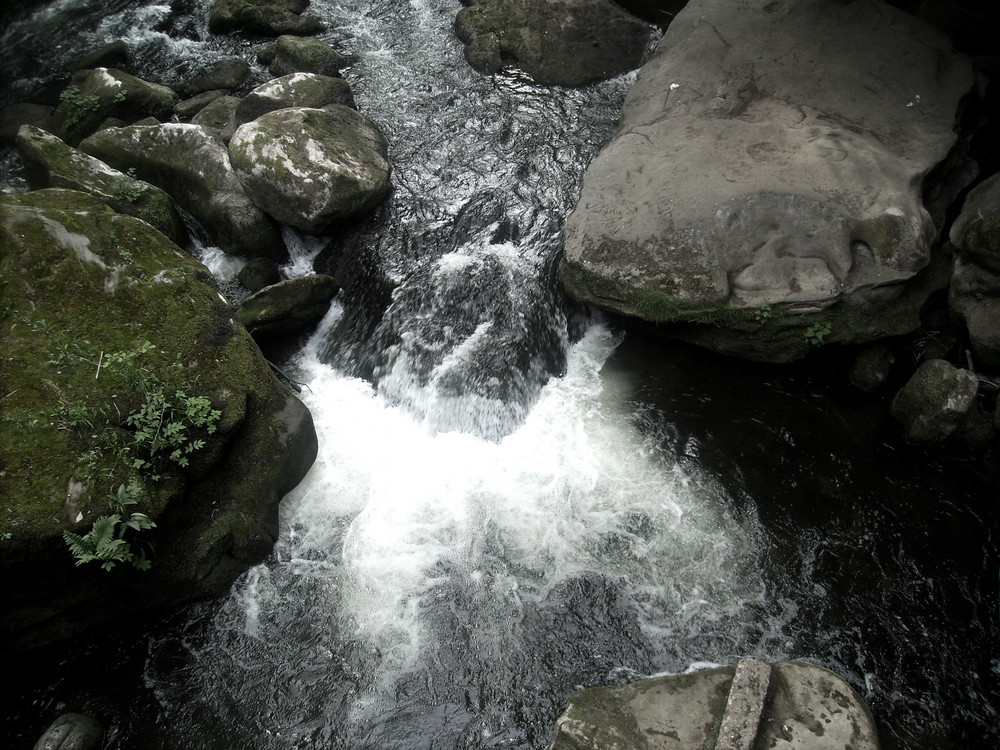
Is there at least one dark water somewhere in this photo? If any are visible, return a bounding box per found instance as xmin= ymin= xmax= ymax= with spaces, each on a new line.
xmin=1 ymin=1 xmax=998 ymax=749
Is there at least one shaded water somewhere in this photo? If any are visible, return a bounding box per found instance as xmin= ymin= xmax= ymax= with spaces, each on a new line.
xmin=1 ymin=1 xmax=997 ymax=749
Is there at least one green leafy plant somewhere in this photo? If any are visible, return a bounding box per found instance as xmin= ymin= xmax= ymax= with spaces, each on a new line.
xmin=751 ymin=301 xmax=772 ymax=323
xmin=123 ymin=387 xmax=220 ymax=474
xmin=804 ymin=321 xmax=832 ymax=347
xmin=112 ymin=167 xmax=144 ymax=204
xmin=59 ymin=85 xmax=101 ymax=130
xmin=113 ymin=89 xmax=127 ymax=103
xmin=63 ymin=481 xmax=155 ymax=571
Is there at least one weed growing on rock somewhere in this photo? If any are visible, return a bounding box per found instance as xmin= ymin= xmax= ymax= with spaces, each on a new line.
xmin=63 ymin=480 xmax=155 ymax=571
xmin=59 ymin=85 xmax=101 ymax=130
xmin=112 ymin=167 xmax=144 ymax=204
xmin=804 ymin=320 xmax=832 ymax=346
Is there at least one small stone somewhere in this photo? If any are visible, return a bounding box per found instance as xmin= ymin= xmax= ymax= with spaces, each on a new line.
xmin=890 ymin=359 xmax=980 ymax=444
xmin=849 ymin=343 xmax=896 ymax=392
xmin=33 ymin=713 xmax=102 ymax=750
xmin=238 ymin=257 xmax=281 ymax=292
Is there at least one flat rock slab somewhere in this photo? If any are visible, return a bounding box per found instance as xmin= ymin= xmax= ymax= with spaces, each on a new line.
xmin=548 ymin=660 xmax=879 ymax=750
xmin=560 ymin=0 xmax=975 ymax=361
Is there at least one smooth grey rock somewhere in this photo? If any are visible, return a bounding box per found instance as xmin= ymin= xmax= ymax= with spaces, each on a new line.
xmin=80 ymin=122 xmax=283 ymax=258
xmin=716 ymin=658 xmax=770 ymax=750
xmin=455 ymin=0 xmax=653 ymax=86
xmin=560 ymin=0 xmax=976 ymax=362
xmin=54 ymin=67 xmax=179 ymax=145
xmin=236 ymin=72 xmax=356 ymax=125
xmin=34 ymin=713 xmax=102 ymax=750
xmin=208 ymin=0 xmax=324 ymax=36
xmin=237 ymin=273 xmax=339 ymax=335
xmin=16 ymin=124 xmax=187 ymax=246
xmin=0 ymin=102 xmax=56 ymax=145
xmin=890 ymin=359 xmax=980 ymax=444
xmin=229 ymin=106 xmax=391 ymax=234
xmin=191 ymin=94 xmax=242 ymax=143
xmin=258 ymin=34 xmax=347 ymax=77
xmin=849 ymin=343 xmax=896 ymax=392
xmin=548 ymin=660 xmax=879 ymax=750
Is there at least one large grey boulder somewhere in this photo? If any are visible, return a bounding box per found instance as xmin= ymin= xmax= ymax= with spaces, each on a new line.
xmin=208 ymin=0 xmax=324 ymax=36
xmin=0 ymin=188 xmax=317 ymax=653
xmin=889 ymin=359 xmax=980 ymax=444
xmin=560 ymin=0 xmax=976 ymax=362
xmin=191 ymin=94 xmax=242 ymax=143
xmin=257 ymin=34 xmax=348 ymax=78
xmin=549 ymin=659 xmax=879 ymax=750
xmin=949 ymin=172 xmax=1000 ymax=371
xmin=15 ymin=124 xmax=187 ymax=246
xmin=53 ymin=67 xmax=179 ymax=145
xmin=235 ymin=72 xmax=356 ymax=126
xmin=454 ymin=0 xmax=652 ymax=86
xmin=229 ymin=106 xmax=391 ymax=234
xmin=80 ymin=122 xmax=284 ymax=258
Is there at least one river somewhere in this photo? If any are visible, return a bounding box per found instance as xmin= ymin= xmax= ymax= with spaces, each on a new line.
xmin=1 ymin=1 xmax=997 ymax=748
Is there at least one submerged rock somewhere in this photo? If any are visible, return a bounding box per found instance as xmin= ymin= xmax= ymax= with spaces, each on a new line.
xmin=560 ymin=0 xmax=976 ymax=362
xmin=0 ymin=189 xmax=316 ymax=653
xmin=16 ymin=124 xmax=187 ymax=245
xmin=455 ymin=0 xmax=652 ymax=86
xmin=80 ymin=121 xmax=284 ymax=258
xmin=33 ymin=713 xmax=102 ymax=750
xmin=229 ymin=106 xmax=391 ymax=234
xmin=208 ymin=0 xmax=324 ymax=36
xmin=890 ymin=359 xmax=980 ymax=444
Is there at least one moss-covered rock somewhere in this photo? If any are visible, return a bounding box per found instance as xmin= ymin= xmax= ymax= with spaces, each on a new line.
xmin=208 ymin=0 xmax=324 ymax=36
xmin=454 ymin=0 xmax=652 ymax=86
xmin=257 ymin=34 xmax=347 ymax=78
xmin=235 ymin=72 xmax=356 ymax=126
xmin=889 ymin=359 xmax=980 ymax=444
xmin=53 ymin=67 xmax=179 ymax=145
xmin=229 ymin=106 xmax=391 ymax=234
xmin=237 ymin=273 xmax=338 ymax=335
xmin=15 ymin=124 xmax=187 ymax=246
xmin=80 ymin=122 xmax=284 ymax=259
xmin=191 ymin=95 xmax=243 ymax=143
xmin=0 ymin=189 xmax=316 ymax=652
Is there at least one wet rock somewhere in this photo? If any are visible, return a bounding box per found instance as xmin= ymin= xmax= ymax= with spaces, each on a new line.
xmin=73 ymin=40 xmax=129 ymax=72
xmin=849 ymin=343 xmax=896 ymax=392
xmin=16 ymin=124 xmax=187 ymax=246
xmin=180 ymin=57 xmax=251 ymax=97
xmin=208 ymin=0 xmax=324 ymax=36
xmin=80 ymin=121 xmax=284 ymax=259
xmin=174 ymin=89 xmax=228 ymax=120
xmin=560 ymin=0 xmax=976 ymax=362
xmin=235 ymin=72 xmax=356 ymax=125
xmin=455 ymin=0 xmax=652 ymax=86
xmin=258 ymin=34 xmax=347 ymax=77
xmin=549 ymin=660 xmax=878 ymax=750
xmin=33 ymin=713 xmax=102 ymax=750
xmin=191 ymin=94 xmax=242 ymax=143
xmin=237 ymin=273 xmax=339 ymax=335
xmin=0 ymin=102 xmax=56 ymax=145
xmin=53 ymin=67 xmax=179 ymax=145
xmin=0 ymin=188 xmax=316 ymax=653
xmin=890 ymin=359 xmax=980 ymax=444
xmin=238 ymin=256 xmax=281 ymax=292
xmin=229 ymin=106 xmax=391 ymax=234
xmin=949 ymin=172 xmax=1000 ymax=370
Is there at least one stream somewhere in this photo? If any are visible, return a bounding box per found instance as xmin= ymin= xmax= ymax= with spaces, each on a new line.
xmin=1 ymin=1 xmax=997 ymax=748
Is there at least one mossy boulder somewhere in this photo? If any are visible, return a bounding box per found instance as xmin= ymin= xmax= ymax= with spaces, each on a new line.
xmin=191 ymin=94 xmax=243 ymax=143
xmin=889 ymin=359 xmax=980 ymax=444
xmin=237 ymin=273 xmax=338 ymax=335
xmin=80 ymin=122 xmax=284 ymax=259
xmin=53 ymin=67 xmax=179 ymax=145
xmin=15 ymin=124 xmax=187 ymax=246
xmin=229 ymin=106 xmax=391 ymax=234
xmin=208 ymin=0 xmax=324 ymax=36
xmin=0 ymin=188 xmax=317 ymax=653
xmin=258 ymin=34 xmax=347 ymax=77
xmin=235 ymin=73 xmax=356 ymax=126
xmin=454 ymin=0 xmax=652 ymax=86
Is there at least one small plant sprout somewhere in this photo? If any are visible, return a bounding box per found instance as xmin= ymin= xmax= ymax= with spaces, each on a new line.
xmin=804 ymin=321 xmax=832 ymax=347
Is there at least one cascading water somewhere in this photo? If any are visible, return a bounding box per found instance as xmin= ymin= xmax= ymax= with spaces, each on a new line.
xmin=1 ymin=1 xmax=997 ymax=749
